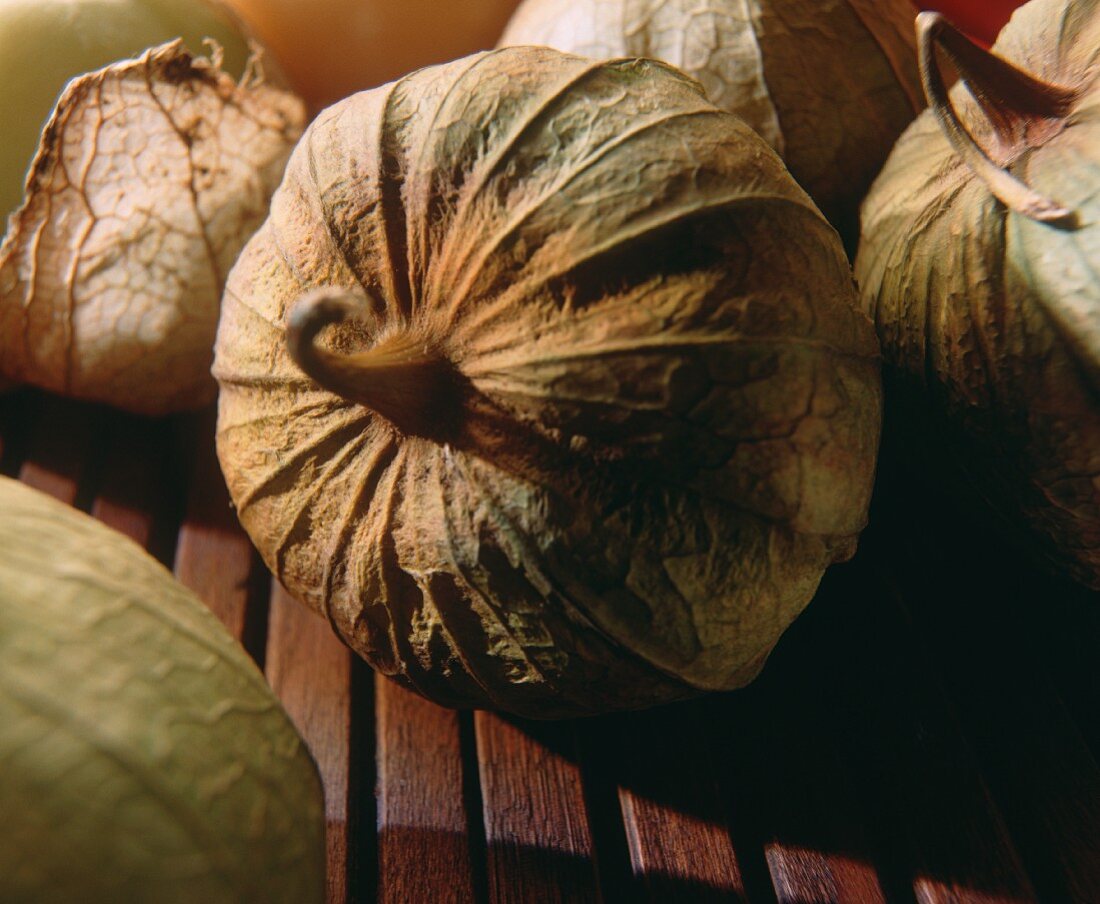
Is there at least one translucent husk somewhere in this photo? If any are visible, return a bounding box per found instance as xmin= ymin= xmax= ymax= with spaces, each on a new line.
xmin=0 ymin=0 xmax=259 ymax=225
xmin=214 ymin=47 xmax=882 ymax=717
xmin=856 ymin=0 xmax=1100 ymax=587
xmin=0 ymin=41 xmax=304 ymax=414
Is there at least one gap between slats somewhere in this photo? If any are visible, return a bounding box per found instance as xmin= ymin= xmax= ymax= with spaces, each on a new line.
xmin=871 ymin=457 xmax=1100 ymax=904
xmin=3 ymin=389 xmax=1100 ymax=904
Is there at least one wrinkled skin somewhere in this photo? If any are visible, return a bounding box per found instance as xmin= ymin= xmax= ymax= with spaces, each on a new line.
xmin=0 ymin=43 xmax=304 ymax=414
xmin=215 ymin=48 xmax=883 ymax=717
xmin=499 ymin=0 xmax=923 ymax=249
xmin=857 ymin=0 xmax=1100 ymax=587
xmin=0 ymin=477 xmax=324 ymax=903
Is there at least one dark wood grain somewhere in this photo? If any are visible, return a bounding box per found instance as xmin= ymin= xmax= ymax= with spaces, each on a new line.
xmin=4 ymin=397 xmax=1100 ymax=904
xmin=266 ymin=582 xmax=354 ymax=904
xmin=17 ymin=397 xmax=98 ymax=505
xmin=578 ymin=702 xmax=747 ymax=903
xmin=475 ymin=712 xmax=600 ymax=903
xmin=798 ymin=553 xmax=1038 ymax=904
xmin=869 ymin=459 xmax=1100 ymax=904
xmin=618 ymin=791 xmax=743 ymax=902
xmin=89 ymin=412 xmax=175 ymax=555
xmin=830 ymin=559 xmax=1038 ymax=904
xmin=173 ymin=410 xmax=264 ymax=647
xmin=704 ymin=605 xmax=891 ymax=904
xmin=892 ymin=567 xmax=1100 ymax=904
xmin=762 ymin=830 xmax=887 ymax=904
xmin=376 ymin=680 xmax=479 ymax=904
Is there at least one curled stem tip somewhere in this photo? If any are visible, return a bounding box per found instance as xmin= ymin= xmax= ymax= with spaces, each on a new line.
xmin=286 ymin=289 xmax=457 ymax=437
xmin=917 ymin=11 xmax=1077 ymax=225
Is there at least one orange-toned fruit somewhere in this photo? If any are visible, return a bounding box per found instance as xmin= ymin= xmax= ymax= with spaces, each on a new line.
xmin=222 ymin=0 xmax=521 ymax=110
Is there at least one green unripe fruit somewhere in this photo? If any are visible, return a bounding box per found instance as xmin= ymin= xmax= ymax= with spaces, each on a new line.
xmin=0 ymin=0 xmax=252 ymax=222
xmin=0 ymin=476 xmax=325 ymax=903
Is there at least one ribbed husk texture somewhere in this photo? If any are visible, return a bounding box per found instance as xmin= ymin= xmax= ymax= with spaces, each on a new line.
xmin=857 ymin=0 xmax=1100 ymax=587
xmin=499 ymin=0 xmax=924 ymax=249
xmin=214 ymin=47 xmax=883 ymax=716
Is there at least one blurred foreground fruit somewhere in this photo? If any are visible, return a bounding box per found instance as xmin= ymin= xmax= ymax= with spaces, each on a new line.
xmin=0 ymin=475 xmax=325 ymax=903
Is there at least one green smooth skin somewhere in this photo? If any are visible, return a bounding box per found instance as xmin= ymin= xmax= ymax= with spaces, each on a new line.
xmin=0 ymin=0 xmax=251 ymax=224
xmin=0 ymin=475 xmax=325 ymax=902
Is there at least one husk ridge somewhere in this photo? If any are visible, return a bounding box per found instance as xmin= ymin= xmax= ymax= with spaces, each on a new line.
xmin=215 ymin=46 xmax=881 ymax=714
xmin=857 ymin=0 xmax=1100 ymax=587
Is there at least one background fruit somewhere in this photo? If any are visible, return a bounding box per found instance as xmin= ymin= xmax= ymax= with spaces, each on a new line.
xmin=0 ymin=0 xmax=253 ymax=225
xmin=499 ymin=0 xmax=924 ymax=253
xmin=222 ymin=0 xmax=521 ymax=111
xmin=915 ymin=0 xmax=1023 ymax=45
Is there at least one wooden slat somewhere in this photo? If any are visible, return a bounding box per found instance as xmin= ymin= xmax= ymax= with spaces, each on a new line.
xmin=762 ymin=829 xmax=886 ymax=904
xmin=89 ymin=413 xmax=168 ymax=552
xmin=173 ymin=410 xmax=262 ymax=644
xmin=266 ymin=583 xmax=354 ymax=904
xmin=579 ymin=703 xmax=747 ymax=903
xmin=17 ymin=397 xmax=98 ymax=504
xmin=376 ymin=680 xmax=479 ymax=904
xmin=814 ymin=548 xmax=1038 ymax=904
xmin=6 ymin=395 xmax=1100 ymax=904
xmin=906 ymin=596 xmax=1100 ymax=904
xmin=619 ymin=794 xmax=742 ymax=901
xmin=765 ymin=846 xmax=886 ymax=904
xmin=705 ymin=608 xmax=890 ymax=904
xmin=872 ymin=460 xmax=1100 ymax=904
xmin=475 ymin=712 xmax=600 ymax=903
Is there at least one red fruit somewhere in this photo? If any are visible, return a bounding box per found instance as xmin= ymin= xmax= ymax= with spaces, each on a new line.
xmin=914 ymin=0 xmax=1023 ymax=45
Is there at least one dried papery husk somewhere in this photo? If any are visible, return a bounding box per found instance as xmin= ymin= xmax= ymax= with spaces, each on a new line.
xmin=214 ymin=47 xmax=883 ymax=717
xmin=0 ymin=476 xmax=324 ymax=903
xmin=498 ymin=0 xmax=924 ymax=251
xmin=0 ymin=0 xmax=261 ymax=225
xmin=857 ymin=1 xmax=1100 ymax=587
xmin=0 ymin=41 xmax=305 ymax=415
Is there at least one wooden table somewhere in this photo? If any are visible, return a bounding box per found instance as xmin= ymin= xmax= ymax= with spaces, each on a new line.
xmin=2 ymin=387 xmax=1098 ymax=904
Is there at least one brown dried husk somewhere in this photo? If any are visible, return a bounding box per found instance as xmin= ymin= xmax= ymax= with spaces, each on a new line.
xmin=857 ymin=0 xmax=1100 ymax=587
xmin=499 ymin=0 xmax=923 ymax=249
xmin=0 ymin=41 xmax=304 ymax=415
xmin=214 ymin=47 xmax=883 ymax=717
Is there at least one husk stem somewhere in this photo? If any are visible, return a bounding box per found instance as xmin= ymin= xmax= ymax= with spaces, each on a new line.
xmin=285 ymin=292 xmax=621 ymax=488
xmin=286 ymin=289 xmax=461 ymax=438
xmin=917 ymin=10 xmax=1078 ymax=224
